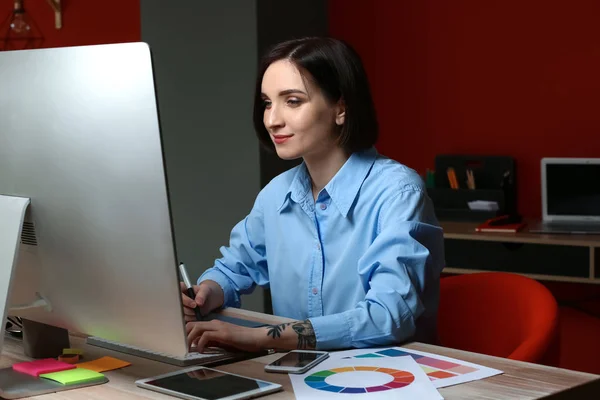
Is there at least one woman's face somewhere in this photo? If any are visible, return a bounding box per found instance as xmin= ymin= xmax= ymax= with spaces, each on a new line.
xmin=261 ymin=60 xmax=345 ymax=161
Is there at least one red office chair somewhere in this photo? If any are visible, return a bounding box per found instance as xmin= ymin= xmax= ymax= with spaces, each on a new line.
xmin=438 ymin=272 xmax=558 ymax=363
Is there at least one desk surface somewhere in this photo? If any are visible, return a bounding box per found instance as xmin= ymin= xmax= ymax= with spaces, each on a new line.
xmin=440 ymin=220 xmax=600 ymax=247
xmin=2 ymin=309 xmax=599 ymax=400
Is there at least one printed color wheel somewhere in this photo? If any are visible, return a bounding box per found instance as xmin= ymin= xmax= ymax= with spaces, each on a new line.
xmin=304 ymin=366 xmax=415 ymax=394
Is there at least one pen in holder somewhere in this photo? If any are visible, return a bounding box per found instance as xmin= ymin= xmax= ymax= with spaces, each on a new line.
xmin=446 ymin=168 xmax=459 ymax=189
xmin=466 ymin=169 xmax=476 ymax=190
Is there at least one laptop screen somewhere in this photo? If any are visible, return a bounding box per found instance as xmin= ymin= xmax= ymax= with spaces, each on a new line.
xmin=546 ymin=163 xmax=600 ymax=217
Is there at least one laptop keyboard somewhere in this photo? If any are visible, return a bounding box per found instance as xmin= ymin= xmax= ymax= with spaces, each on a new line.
xmin=543 ymin=223 xmax=600 ymax=234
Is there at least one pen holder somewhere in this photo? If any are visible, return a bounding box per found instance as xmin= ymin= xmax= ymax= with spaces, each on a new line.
xmin=429 ymin=154 xmax=517 ymax=222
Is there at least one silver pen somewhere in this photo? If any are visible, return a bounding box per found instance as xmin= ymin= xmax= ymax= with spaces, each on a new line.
xmin=179 ymin=263 xmax=202 ymax=321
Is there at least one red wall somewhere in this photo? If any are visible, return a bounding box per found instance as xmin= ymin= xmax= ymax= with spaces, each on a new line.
xmin=329 ymin=0 xmax=600 ymax=218
xmin=0 ymin=0 xmax=140 ymax=49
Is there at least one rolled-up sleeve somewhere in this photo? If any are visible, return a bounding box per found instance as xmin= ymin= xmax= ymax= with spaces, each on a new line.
xmin=309 ymin=187 xmax=444 ymax=349
xmin=199 ymin=193 xmax=269 ymax=308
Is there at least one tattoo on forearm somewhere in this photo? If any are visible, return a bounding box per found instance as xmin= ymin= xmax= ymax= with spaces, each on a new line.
xmin=292 ymin=320 xmax=316 ymax=349
xmin=266 ymin=323 xmax=290 ymax=339
xmin=264 ymin=320 xmax=316 ymax=349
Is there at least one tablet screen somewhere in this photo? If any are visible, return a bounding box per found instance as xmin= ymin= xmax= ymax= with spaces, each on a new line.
xmin=141 ymin=367 xmax=279 ymax=400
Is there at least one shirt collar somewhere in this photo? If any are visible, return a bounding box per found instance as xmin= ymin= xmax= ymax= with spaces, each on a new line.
xmin=277 ymin=147 xmax=378 ymax=217
xmin=277 ymin=162 xmax=311 ymax=212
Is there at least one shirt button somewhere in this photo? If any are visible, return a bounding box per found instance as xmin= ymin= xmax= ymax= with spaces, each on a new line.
xmin=312 ymin=288 xmax=318 ymax=295
xmin=316 ymin=243 xmax=321 ymax=251
xmin=320 ymin=203 xmax=327 ymax=210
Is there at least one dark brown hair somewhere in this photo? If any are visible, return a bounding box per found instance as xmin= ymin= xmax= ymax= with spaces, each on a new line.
xmin=253 ymin=37 xmax=378 ymax=154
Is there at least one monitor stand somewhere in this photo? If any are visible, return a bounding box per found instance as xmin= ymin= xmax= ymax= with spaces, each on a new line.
xmin=0 ymin=195 xmax=105 ymax=399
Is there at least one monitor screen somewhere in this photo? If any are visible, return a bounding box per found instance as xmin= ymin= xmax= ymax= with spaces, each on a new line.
xmin=546 ymin=163 xmax=600 ymax=216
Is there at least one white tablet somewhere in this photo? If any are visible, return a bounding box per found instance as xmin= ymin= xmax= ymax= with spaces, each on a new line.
xmin=135 ymin=366 xmax=282 ymax=400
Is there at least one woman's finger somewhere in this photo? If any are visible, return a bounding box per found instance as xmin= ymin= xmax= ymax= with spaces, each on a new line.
xmin=180 ymin=292 xmax=196 ymax=308
xmin=186 ymin=321 xmax=213 ymax=342
xmin=184 ymin=315 xmax=196 ymax=322
xmin=196 ymin=331 xmax=224 ymax=353
xmin=183 ymin=307 xmax=196 ymax=315
xmin=194 ymin=284 xmax=210 ymax=308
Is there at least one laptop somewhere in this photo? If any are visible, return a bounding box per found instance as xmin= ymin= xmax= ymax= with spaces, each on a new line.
xmin=530 ymin=158 xmax=600 ymax=234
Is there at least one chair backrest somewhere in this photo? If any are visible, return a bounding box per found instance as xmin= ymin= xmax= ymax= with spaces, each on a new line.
xmin=438 ymin=272 xmax=558 ymax=363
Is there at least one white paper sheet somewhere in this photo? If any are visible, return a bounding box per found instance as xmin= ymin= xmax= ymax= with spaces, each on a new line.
xmin=289 ymin=355 xmax=443 ymax=400
xmin=330 ymin=347 xmax=503 ymax=388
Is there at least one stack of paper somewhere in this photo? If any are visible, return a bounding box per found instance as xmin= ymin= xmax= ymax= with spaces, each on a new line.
xmin=339 ymin=347 xmax=502 ymax=388
xmin=289 ymin=347 xmax=503 ymax=399
xmin=289 ymin=356 xmax=442 ymax=399
xmin=467 ymin=201 xmax=499 ymax=211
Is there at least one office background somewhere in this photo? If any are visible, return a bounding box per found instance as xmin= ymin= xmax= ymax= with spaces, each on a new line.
xmin=3 ymin=0 xmax=598 ymax=374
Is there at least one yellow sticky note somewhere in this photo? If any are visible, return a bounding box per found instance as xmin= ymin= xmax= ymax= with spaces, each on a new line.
xmin=40 ymin=368 xmax=104 ymax=385
xmin=76 ymin=356 xmax=131 ymax=372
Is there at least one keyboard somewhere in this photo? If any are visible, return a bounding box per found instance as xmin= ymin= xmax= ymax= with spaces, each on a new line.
xmin=87 ymin=315 xmax=268 ymax=366
xmin=86 ymin=336 xmax=235 ymax=367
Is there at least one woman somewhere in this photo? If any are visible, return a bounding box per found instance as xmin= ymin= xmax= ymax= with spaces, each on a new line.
xmin=182 ymin=37 xmax=444 ymax=352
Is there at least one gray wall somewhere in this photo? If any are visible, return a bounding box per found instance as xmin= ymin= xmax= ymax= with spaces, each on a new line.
xmin=141 ymin=1 xmax=264 ymax=312
xmin=256 ymin=0 xmax=329 ymax=188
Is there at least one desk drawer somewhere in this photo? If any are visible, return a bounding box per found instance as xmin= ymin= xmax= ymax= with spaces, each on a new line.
xmin=444 ymin=239 xmax=589 ymax=278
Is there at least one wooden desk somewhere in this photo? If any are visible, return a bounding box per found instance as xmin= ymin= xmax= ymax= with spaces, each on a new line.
xmin=1 ymin=309 xmax=599 ymax=399
xmin=441 ymin=220 xmax=600 ymax=284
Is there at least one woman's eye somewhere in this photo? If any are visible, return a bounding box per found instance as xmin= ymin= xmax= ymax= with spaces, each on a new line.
xmin=287 ymin=98 xmax=302 ymax=106
xmin=263 ymin=100 xmax=272 ymax=109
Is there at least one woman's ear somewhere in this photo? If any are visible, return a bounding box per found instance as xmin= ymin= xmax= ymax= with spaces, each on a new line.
xmin=335 ymin=99 xmax=346 ymax=126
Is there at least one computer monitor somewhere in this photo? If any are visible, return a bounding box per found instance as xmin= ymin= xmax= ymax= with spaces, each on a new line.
xmin=0 ymin=43 xmax=189 ymax=359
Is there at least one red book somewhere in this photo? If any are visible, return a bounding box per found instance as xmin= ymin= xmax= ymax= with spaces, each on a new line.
xmin=475 ymin=216 xmax=526 ymax=232
xmin=475 ymin=215 xmax=526 ymax=233
xmin=475 ymin=222 xmax=526 ymax=233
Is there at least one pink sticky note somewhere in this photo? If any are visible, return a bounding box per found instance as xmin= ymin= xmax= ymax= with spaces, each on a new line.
xmin=12 ymin=358 xmax=76 ymax=377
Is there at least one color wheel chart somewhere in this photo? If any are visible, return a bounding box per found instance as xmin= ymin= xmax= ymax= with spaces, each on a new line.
xmin=304 ymin=366 xmax=414 ymax=394
xmin=354 ymin=348 xmax=475 ymax=379
xmin=290 ymin=357 xmax=443 ymax=400
xmin=345 ymin=347 xmax=502 ymax=388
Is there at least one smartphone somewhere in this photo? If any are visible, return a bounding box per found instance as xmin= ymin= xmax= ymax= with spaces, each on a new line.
xmin=264 ymin=350 xmax=329 ymax=374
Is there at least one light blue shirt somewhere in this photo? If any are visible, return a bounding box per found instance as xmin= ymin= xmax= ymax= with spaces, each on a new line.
xmin=200 ymin=147 xmax=445 ymax=350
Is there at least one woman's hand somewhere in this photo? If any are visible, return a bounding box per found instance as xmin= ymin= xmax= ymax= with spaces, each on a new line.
xmin=186 ymin=320 xmax=266 ymax=353
xmin=180 ymin=280 xmax=224 ymax=322
xmin=186 ymin=319 xmax=318 ymax=353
